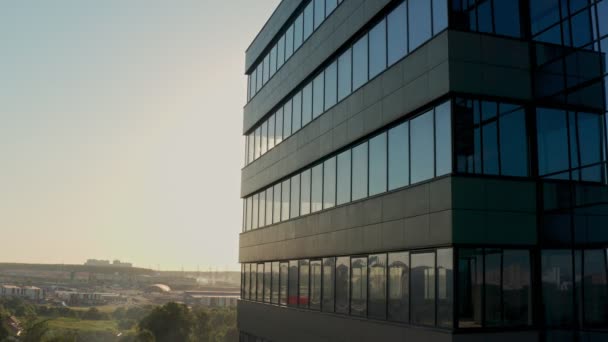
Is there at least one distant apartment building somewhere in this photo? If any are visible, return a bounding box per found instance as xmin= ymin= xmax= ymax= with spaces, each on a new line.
xmin=239 ymin=0 xmax=608 ymax=341
xmin=1 ymin=285 xmax=43 ymax=301
xmin=184 ymin=291 xmax=239 ymax=308
xmin=85 ymin=259 xmax=132 ymax=268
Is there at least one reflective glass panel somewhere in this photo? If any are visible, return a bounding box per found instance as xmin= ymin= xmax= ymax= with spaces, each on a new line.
xmin=411 ymin=111 xmax=435 ymax=183
xmin=388 ymin=252 xmax=409 ymax=322
xmin=271 ymin=262 xmax=280 ymax=304
xmin=299 ymin=260 xmax=310 ymax=308
xmin=388 ymin=122 xmax=409 ymax=190
xmin=323 ymin=157 xmax=336 ymax=209
xmin=288 ymin=260 xmax=298 ymax=306
xmin=353 ymin=34 xmax=369 ymax=90
xmin=352 ymin=142 xmax=369 ymax=201
xmin=409 ymin=0 xmax=432 ymax=51
xmin=290 ymin=174 xmax=301 ymax=219
xmin=300 ymin=169 xmax=312 ymax=215
xmin=368 ymin=254 xmax=387 ymax=320
xmin=369 ymin=19 xmax=387 ymax=79
xmin=325 ymin=61 xmax=338 ymax=110
xmin=323 ymin=257 xmax=336 ymax=312
xmin=351 ymin=257 xmax=368 ymax=317
xmin=388 ymin=2 xmax=407 ymax=66
xmin=411 ymin=252 xmax=435 ymax=326
xmin=310 ymin=260 xmax=322 ymax=310
xmin=369 ymin=133 xmax=388 ymax=196
xmin=338 ymin=48 xmax=352 ymax=101
xmin=337 ymin=150 xmax=352 ymax=205
xmin=336 ymin=256 xmax=351 ymax=314
xmin=313 ymin=72 xmax=325 ymax=119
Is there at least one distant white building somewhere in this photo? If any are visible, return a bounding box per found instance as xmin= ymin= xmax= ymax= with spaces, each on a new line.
xmin=0 ymin=285 xmax=43 ymax=301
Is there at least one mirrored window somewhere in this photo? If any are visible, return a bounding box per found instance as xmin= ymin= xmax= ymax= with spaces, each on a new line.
xmin=323 ymin=257 xmax=336 ymax=312
xmin=387 ymin=2 xmax=407 ymax=66
xmin=300 ymin=169 xmax=312 ymax=215
xmin=351 ymin=257 xmax=367 ymax=317
xmin=325 ymin=61 xmax=338 ymax=110
xmin=281 ymin=179 xmax=290 ymax=221
xmin=271 ymin=262 xmax=280 ymax=304
xmin=304 ymin=2 xmax=314 ymax=40
xmin=411 ymin=111 xmax=435 ymax=183
xmin=311 ymin=164 xmax=323 ymax=213
xmin=323 ymin=157 xmax=336 ymax=209
xmin=310 ymin=260 xmax=322 ymax=310
xmin=411 ymin=252 xmax=435 ymax=326
xmin=409 ymin=0 xmax=432 ymax=51
xmin=280 ymin=262 xmax=289 ymax=305
xmin=369 ymin=19 xmax=387 ymax=79
xmin=264 ymin=262 xmax=272 ymax=302
xmin=353 ymin=34 xmax=369 ymax=90
xmin=369 ymin=133 xmax=388 ymax=196
xmin=435 ymin=101 xmax=452 ymax=176
xmin=290 ymin=174 xmax=301 ymax=219
xmin=302 ymin=83 xmax=313 ymax=126
xmin=314 ymin=0 xmax=325 ymax=30
xmin=288 ymin=261 xmax=298 ymax=306
xmin=338 ymin=48 xmax=352 ymax=101
xmin=273 ymin=183 xmax=281 ymax=224
xmin=337 ymin=150 xmax=352 ymax=205
xmin=336 ymin=256 xmax=350 ymax=314
xmin=283 ymin=99 xmax=293 ymax=139
xmin=368 ymin=254 xmax=387 ymax=320
xmin=313 ymin=72 xmax=325 ymax=119
xmin=352 ymin=142 xmax=369 ymax=201
xmin=294 ymin=14 xmax=304 ymax=51
xmin=299 ymin=260 xmax=310 ymax=308
xmin=388 ymin=122 xmax=409 ymax=190
xmin=252 ymin=193 xmax=259 ymax=230
xmin=292 ymin=91 xmax=302 ymax=132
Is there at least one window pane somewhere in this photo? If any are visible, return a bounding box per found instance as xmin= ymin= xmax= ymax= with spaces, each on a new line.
xmin=437 ymin=249 xmax=453 ymax=328
xmin=388 ymin=252 xmax=409 ymax=322
xmin=411 ymin=252 xmax=436 ymax=326
xmin=275 ymin=108 xmax=284 ymax=145
xmin=257 ymin=264 xmax=264 ymax=301
xmin=485 ymin=249 xmax=502 ymax=326
xmin=458 ymin=249 xmax=483 ymax=328
xmin=299 ymin=260 xmax=310 ymax=308
xmin=409 ymin=0 xmax=432 ymax=51
xmin=313 ymin=72 xmax=325 ymax=119
xmin=578 ymin=112 xmax=603 ymax=167
xmin=310 ymin=260 xmax=322 ymax=310
xmin=454 ymin=99 xmax=482 ymax=174
xmin=294 ymin=14 xmax=303 ymax=51
xmin=411 ymin=111 xmax=435 ymax=183
xmin=281 ymin=179 xmax=290 ymax=221
xmin=292 ymin=91 xmax=302 ymax=132
xmin=493 ymin=0 xmax=521 ymax=37
xmin=285 ymin=25 xmax=294 ymax=60
xmin=273 ymin=183 xmax=281 ymax=223
xmin=265 ymin=187 xmax=274 ymax=226
xmin=369 ymin=133 xmax=388 ymax=196
xmin=314 ymin=0 xmax=325 ymax=30
xmin=537 ymin=108 xmax=569 ymax=176
xmin=368 ymin=254 xmax=387 ymax=320
xmin=270 ymin=46 xmax=277 ymax=78
xmin=290 ymin=174 xmax=301 ymax=219
xmin=280 ymin=262 xmax=289 ymax=305
xmin=271 ymin=262 xmax=280 ymax=304
xmin=583 ymin=249 xmax=608 ymax=326
xmin=435 ymin=101 xmax=452 ymax=176
xmin=338 ymin=48 xmax=352 ymax=101
xmin=388 ymin=2 xmax=407 ymax=66
xmin=599 ymin=0 xmax=608 ymax=36
xmin=246 ymin=196 xmax=252 ymax=231
xmin=300 ymin=169 xmax=312 ymax=215
xmin=283 ymin=99 xmax=293 ymax=138
xmin=251 ymin=264 xmax=257 ymax=300
xmin=369 ymin=19 xmax=387 ymax=79
xmin=288 ymin=260 xmax=298 ymax=306
xmin=432 ymin=0 xmax=448 ymax=34
xmin=277 ymin=35 xmax=285 ymax=69
xmin=542 ymin=250 xmax=574 ymax=326
xmin=337 ymin=150 xmax=352 ymax=205
xmin=326 ymin=0 xmax=337 ymax=15
xmin=500 ymin=106 xmax=528 ymax=176
xmin=482 ymin=102 xmax=499 ymax=175
xmin=268 ymin=114 xmax=275 ymax=150
xmin=264 ymin=262 xmax=272 ymax=302
xmin=258 ymin=191 xmax=266 ymax=229
xmin=254 ymin=126 xmax=261 ymax=160
xmin=302 ymin=83 xmax=313 ymax=126
xmin=248 ymin=134 xmax=254 ymax=165
xmin=323 ymin=257 xmax=336 ymax=312
xmin=256 ymin=65 xmax=263 ymax=91
xmin=261 ymin=121 xmax=268 ymax=155
xmin=263 ymin=55 xmax=269 ymax=85
xmin=351 ymin=257 xmax=368 ymax=317
xmin=335 ymin=256 xmax=351 ymax=314
xmin=304 ymin=2 xmax=314 ymax=40
xmin=352 ymin=142 xmax=369 ymax=201
xmin=244 ymin=264 xmax=250 ymax=300
xmin=311 ymin=164 xmax=323 ymax=213
xmin=503 ymin=250 xmax=532 ymax=326
xmin=252 ymin=193 xmax=259 ymax=230
xmin=353 ymin=34 xmax=369 ymax=90
xmin=388 ymin=122 xmax=410 ymax=190
xmin=323 ymin=157 xmax=336 ymax=209
xmin=325 ymin=61 xmax=338 ymax=110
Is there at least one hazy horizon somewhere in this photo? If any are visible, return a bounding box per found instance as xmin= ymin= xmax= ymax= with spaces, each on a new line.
xmin=0 ymin=0 xmax=280 ymax=271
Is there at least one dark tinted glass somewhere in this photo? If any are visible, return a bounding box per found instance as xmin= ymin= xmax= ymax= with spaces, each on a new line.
xmin=302 ymin=83 xmax=313 ymax=126
xmin=299 ymin=260 xmax=310 ymax=308
xmin=275 ymin=108 xmax=283 ymax=145
xmin=435 ymin=101 xmax=452 ymax=176
xmin=369 ymin=133 xmax=388 ymax=196
xmin=277 ymin=36 xmax=285 ymax=69
xmin=313 ymin=72 xmax=324 ymax=119
xmin=283 ymin=99 xmax=292 ymax=138
xmin=288 ymin=260 xmax=299 ymax=306
xmin=285 ymin=25 xmax=294 ymax=60
xmin=271 ymin=262 xmax=280 ymax=304
xmin=583 ymin=249 xmax=608 ymax=326
xmin=304 ymin=2 xmax=314 ymax=40
xmin=493 ymin=0 xmax=521 ymax=37
xmin=368 ymin=254 xmax=387 ymax=320
xmin=458 ymin=249 xmax=483 ymax=328
xmin=410 ymin=111 xmax=435 ymax=183
xmin=294 ymin=14 xmax=303 ymax=50
xmin=485 ymin=249 xmax=502 ymax=326
xmin=335 ymin=256 xmax=350 ymax=314
xmin=369 ymin=19 xmax=387 ymax=79
xmin=310 ymin=260 xmax=322 ymax=310
xmin=311 ymin=164 xmax=323 ymax=213
xmin=411 ymin=252 xmax=435 ymax=326
xmin=437 ymin=249 xmax=453 ymax=328
xmin=433 ymin=0 xmax=448 ymax=34
xmin=409 ymin=0 xmax=432 ymax=51
xmin=292 ymin=91 xmax=302 ymax=132
xmin=542 ymin=250 xmax=574 ymax=326
xmin=338 ymin=48 xmax=352 ymax=101
xmin=280 ymin=262 xmax=288 ymax=305
xmin=388 ymin=122 xmax=409 ymax=190
xmin=482 ymin=102 xmax=499 ymax=175
xmin=500 ymin=106 xmax=528 ymax=176
xmin=503 ymin=250 xmax=531 ymax=326
xmin=300 ymin=169 xmax=311 ymax=215
xmin=314 ymin=0 xmax=325 ymax=30
xmin=353 ymin=34 xmax=369 ymax=90
xmin=351 ymin=257 xmax=368 ymax=317
xmin=388 ymin=252 xmax=409 ymax=322
xmin=337 ymin=150 xmax=352 ymax=205
xmin=268 ymin=114 xmax=275 ymax=150
xmin=323 ymin=257 xmax=336 ymax=312
xmin=352 ymin=142 xmax=369 ymax=201
xmin=537 ymin=108 xmax=569 ymax=176
xmin=326 ymin=0 xmax=338 ymax=15
xmin=244 ymin=264 xmax=250 ymax=300
xmin=323 ymin=157 xmax=336 ymax=209
xmin=387 ymin=2 xmax=407 ymax=66
xmin=325 ymin=61 xmax=338 ymax=110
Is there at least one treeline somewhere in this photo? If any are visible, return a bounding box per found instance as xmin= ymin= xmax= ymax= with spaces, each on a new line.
xmin=0 ymin=299 xmax=237 ymax=342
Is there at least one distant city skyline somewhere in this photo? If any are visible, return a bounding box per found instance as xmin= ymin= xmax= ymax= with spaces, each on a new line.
xmin=0 ymin=0 xmax=280 ymax=271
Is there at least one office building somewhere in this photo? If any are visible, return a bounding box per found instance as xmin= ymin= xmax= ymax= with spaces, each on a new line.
xmin=240 ymin=0 xmax=608 ymax=341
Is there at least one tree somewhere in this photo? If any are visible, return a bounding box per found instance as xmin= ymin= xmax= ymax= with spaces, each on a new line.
xmin=190 ymin=308 xmax=210 ymax=342
xmin=138 ymin=303 xmax=195 ymax=342
xmin=134 ymin=330 xmax=156 ymax=342
xmin=82 ymin=307 xmax=108 ymax=320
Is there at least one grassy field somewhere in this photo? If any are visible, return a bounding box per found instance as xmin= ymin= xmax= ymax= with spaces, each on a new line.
xmin=40 ymin=317 xmax=120 ymax=333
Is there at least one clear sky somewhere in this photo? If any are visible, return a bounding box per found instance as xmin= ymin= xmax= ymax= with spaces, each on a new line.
xmin=0 ymin=0 xmax=280 ymax=271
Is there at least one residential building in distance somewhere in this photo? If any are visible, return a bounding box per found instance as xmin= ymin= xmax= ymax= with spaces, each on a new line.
xmin=0 ymin=285 xmax=43 ymax=301
xmin=239 ymin=0 xmax=608 ymax=341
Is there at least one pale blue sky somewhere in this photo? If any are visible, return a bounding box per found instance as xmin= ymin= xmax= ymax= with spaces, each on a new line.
xmin=0 ymin=0 xmax=280 ymax=270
